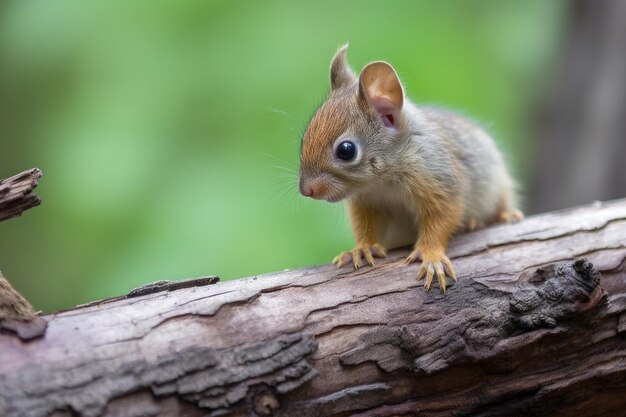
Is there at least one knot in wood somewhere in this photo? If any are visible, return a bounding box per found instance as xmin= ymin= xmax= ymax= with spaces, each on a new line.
xmin=509 ymin=258 xmax=604 ymax=330
xmin=250 ymin=384 xmax=280 ymax=416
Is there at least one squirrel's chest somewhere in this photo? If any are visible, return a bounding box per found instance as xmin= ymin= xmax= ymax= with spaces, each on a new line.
xmin=361 ymin=181 xmax=415 ymax=214
xmin=359 ymin=181 xmax=418 ymax=249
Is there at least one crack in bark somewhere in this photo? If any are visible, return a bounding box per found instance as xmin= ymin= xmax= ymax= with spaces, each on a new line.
xmin=467 ymin=245 xmax=626 ymax=286
xmin=313 ymin=323 xmax=386 ymax=342
xmin=303 ymin=288 xmax=415 ymax=326
xmin=285 ymin=383 xmax=392 ymax=417
xmin=451 ymin=217 xmax=626 ymax=261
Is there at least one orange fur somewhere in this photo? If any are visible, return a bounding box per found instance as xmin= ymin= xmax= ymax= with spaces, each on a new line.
xmin=348 ymin=200 xmax=379 ymax=245
xmin=415 ymin=191 xmax=462 ymax=261
xmin=300 ymin=88 xmax=354 ymax=171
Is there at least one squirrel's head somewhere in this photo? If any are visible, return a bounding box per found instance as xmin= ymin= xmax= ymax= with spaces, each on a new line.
xmin=299 ymin=44 xmax=406 ymax=202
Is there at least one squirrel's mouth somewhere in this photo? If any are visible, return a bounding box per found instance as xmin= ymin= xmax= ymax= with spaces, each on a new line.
xmin=305 ymin=192 xmax=342 ymax=203
xmin=323 ymin=187 xmax=350 ymax=203
xmin=324 ymin=194 xmax=343 ymax=203
xmin=299 ymin=174 xmax=347 ymax=203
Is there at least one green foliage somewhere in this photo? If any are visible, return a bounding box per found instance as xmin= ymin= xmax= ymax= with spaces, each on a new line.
xmin=0 ymin=0 xmax=566 ymax=311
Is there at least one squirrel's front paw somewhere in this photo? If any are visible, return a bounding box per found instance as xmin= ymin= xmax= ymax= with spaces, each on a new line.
xmin=332 ymin=243 xmax=387 ymax=269
xmin=415 ymin=255 xmax=456 ymax=293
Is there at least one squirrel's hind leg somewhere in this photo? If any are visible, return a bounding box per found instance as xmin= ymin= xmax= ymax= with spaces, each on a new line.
xmin=498 ymin=208 xmax=524 ymax=223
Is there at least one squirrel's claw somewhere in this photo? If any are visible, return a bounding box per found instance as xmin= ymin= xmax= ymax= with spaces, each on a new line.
xmin=441 ymin=256 xmax=457 ymax=281
xmin=370 ymin=243 xmax=387 ymax=258
xmin=332 ymin=243 xmax=387 ymax=269
xmin=361 ymin=247 xmax=374 ymax=267
xmin=404 ymin=249 xmax=423 ymax=265
xmin=332 ymin=252 xmax=349 ymax=267
xmin=416 ymin=255 xmax=456 ymax=293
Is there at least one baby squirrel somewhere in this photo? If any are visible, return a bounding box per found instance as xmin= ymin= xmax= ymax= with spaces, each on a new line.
xmin=298 ymin=45 xmax=522 ymax=292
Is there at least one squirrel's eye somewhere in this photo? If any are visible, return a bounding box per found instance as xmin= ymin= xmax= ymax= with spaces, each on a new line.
xmin=336 ymin=141 xmax=356 ymax=161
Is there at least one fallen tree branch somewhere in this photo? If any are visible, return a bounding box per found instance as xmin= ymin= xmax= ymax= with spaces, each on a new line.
xmin=0 ymin=168 xmax=42 ymax=222
xmin=0 ymin=168 xmax=47 ymax=339
xmin=0 ymin=199 xmax=625 ymax=417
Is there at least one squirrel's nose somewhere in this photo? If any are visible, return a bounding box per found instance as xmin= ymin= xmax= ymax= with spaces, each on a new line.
xmin=301 ymin=185 xmax=314 ymax=198
xmin=299 ymin=181 xmax=315 ymax=198
xmin=299 ymin=177 xmax=320 ymax=199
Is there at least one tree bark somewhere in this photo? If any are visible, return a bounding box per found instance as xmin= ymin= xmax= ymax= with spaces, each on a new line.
xmin=1 ymin=200 xmax=625 ymax=417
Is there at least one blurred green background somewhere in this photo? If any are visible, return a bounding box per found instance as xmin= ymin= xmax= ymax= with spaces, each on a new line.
xmin=0 ymin=0 xmax=566 ymax=312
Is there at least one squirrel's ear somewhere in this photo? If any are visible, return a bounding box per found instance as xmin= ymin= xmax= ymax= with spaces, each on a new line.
xmin=358 ymin=61 xmax=404 ymax=128
xmin=330 ymin=43 xmax=356 ymax=91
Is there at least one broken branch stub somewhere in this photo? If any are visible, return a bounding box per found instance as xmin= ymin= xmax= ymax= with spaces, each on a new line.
xmin=0 ymin=168 xmax=42 ymax=222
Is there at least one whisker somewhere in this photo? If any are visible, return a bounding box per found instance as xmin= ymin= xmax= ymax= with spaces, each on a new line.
xmin=264 ymin=176 xmax=298 ymax=207
xmin=268 ymin=165 xmax=298 ymax=175
xmin=264 ymin=107 xmax=297 ymax=124
xmin=257 ymin=151 xmax=296 ymax=166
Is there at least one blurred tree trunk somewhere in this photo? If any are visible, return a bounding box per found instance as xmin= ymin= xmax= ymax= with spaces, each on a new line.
xmin=529 ymin=0 xmax=626 ymax=213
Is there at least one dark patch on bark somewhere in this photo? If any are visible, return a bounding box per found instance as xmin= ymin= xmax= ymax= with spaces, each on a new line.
xmin=0 ymin=333 xmax=318 ymax=417
xmin=509 ymin=259 xmax=604 ymax=330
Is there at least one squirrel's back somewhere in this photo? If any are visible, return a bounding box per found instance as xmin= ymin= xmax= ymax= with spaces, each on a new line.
xmin=404 ymin=103 xmax=518 ymax=228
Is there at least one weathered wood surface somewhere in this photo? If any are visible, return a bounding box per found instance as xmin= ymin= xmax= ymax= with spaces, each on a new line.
xmin=0 ymin=168 xmax=42 ymax=222
xmin=0 ymin=199 xmax=625 ymax=417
